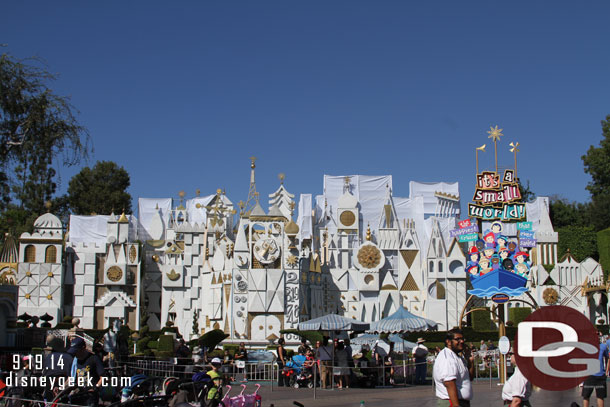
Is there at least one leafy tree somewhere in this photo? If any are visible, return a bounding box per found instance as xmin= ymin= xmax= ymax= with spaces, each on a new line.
xmin=557 ymin=225 xmax=598 ymax=262
xmin=549 ymin=196 xmax=590 ymax=229
xmin=66 ymin=161 xmax=132 ymax=215
xmin=518 ymin=179 xmax=536 ymax=203
xmin=0 ymin=53 xmax=89 ymax=232
xmin=582 ymin=115 xmax=610 ymax=230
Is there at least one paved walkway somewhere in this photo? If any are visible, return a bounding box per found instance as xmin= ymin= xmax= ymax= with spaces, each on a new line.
xmin=247 ymin=381 xmax=581 ymax=407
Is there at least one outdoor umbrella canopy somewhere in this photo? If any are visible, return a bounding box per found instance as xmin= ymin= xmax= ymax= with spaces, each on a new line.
xmin=367 ymin=306 xmax=438 ymax=334
xmin=388 ymin=334 xmax=416 ymax=353
xmin=298 ymin=314 xmax=369 ymax=332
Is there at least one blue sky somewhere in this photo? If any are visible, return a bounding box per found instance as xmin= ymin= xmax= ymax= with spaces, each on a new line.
xmin=2 ymin=2 xmax=609 ymax=215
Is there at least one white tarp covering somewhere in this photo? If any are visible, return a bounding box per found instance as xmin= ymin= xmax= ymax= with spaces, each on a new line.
xmin=69 ymin=215 xmax=109 ymax=245
xmin=297 ymin=194 xmax=313 ymax=240
xmin=317 ymin=175 xmax=393 ymax=233
xmin=394 ymin=196 xmax=429 ymax=250
xmin=185 ymin=195 xmax=215 ymax=226
xmin=138 ymin=198 xmax=172 ymax=241
xmin=409 ymin=181 xmax=460 ymax=217
xmin=68 ymin=215 xmax=138 ymax=244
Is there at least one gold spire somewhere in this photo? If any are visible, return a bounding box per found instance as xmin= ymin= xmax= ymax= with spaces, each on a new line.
xmin=118 ymin=210 xmax=129 ymax=223
xmin=279 ymin=173 xmax=285 ymax=185
xmin=366 ymin=223 xmax=371 ymax=241
xmin=243 ymin=157 xmax=259 ymax=216
xmin=44 ymin=201 xmax=52 ymax=212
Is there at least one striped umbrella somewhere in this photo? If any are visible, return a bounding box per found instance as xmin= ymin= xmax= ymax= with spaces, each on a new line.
xmin=367 ymin=306 xmax=438 ymax=334
xmin=298 ymin=314 xmax=369 ymax=332
xmin=388 ymin=334 xmax=416 ymax=353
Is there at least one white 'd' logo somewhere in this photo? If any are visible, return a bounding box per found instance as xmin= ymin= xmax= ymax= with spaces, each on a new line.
xmin=518 ymin=321 xmax=599 ymax=378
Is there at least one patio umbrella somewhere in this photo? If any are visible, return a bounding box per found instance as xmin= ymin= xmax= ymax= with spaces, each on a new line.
xmin=367 ymin=306 xmax=438 ymax=334
xmin=388 ymin=334 xmax=416 ymax=353
xmin=298 ymin=314 xmax=369 ymax=332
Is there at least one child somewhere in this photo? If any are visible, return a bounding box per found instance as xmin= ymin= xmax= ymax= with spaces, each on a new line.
xmin=207 ymin=358 xmax=223 ymax=406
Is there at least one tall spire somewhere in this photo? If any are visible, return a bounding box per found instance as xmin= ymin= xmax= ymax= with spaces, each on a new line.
xmin=244 ymin=157 xmax=260 ymax=216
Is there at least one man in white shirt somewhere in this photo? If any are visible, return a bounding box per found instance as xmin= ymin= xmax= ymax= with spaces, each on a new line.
xmin=433 ymin=328 xmax=475 ymax=407
xmin=502 ymin=352 xmax=531 ymax=407
xmin=412 ymin=338 xmax=429 ymax=384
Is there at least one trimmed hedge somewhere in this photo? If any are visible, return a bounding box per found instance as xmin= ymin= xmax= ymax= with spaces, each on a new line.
xmin=598 ymin=228 xmax=610 ymax=280
xmin=471 ymin=308 xmax=496 ymax=331
xmin=508 ymin=307 xmax=531 ymax=326
xmin=404 ymin=326 xmax=518 ymax=343
xmin=279 ymin=329 xmax=324 ymax=344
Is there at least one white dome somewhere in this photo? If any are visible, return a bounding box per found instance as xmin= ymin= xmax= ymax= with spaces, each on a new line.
xmin=34 ymin=213 xmax=63 ymax=230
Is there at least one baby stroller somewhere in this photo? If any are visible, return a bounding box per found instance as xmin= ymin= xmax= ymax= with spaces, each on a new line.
xmin=222 ymin=384 xmax=261 ymax=407
xmin=286 ymin=355 xmax=314 ymax=389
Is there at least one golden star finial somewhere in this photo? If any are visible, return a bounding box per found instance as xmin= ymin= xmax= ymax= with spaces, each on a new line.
xmin=487 ymin=125 xmax=503 ymax=142
xmin=509 ymin=141 xmax=520 ymax=153
xmin=476 ymin=144 xmax=486 ymax=152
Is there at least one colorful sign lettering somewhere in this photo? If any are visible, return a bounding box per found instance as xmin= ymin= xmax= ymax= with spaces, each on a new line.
xmin=468 ymin=203 xmax=526 ymax=221
xmin=517 ymin=222 xmax=532 ymax=230
xmin=458 ymin=219 xmax=472 ymax=228
xmin=450 ymin=224 xmax=479 ymax=237
xmin=458 ymin=233 xmax=479 ymax=242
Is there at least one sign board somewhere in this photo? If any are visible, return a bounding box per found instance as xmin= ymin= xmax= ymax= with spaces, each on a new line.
xmin=458 ymin=233 xmax=479 ymax=243
xmin=517 ymin=222 xmax=532 ymax=231
xmin=450 ymin=224 xmax=479 ymax=237
xmin=519 ymin=230 xmax=535 ymax=239
xmin=458 ymin=219 xmax=472 ymax=228
xmin=492 ymin=293 xmax=510 ymax=304
xmin=469 ymin=168 xmax=526 ymax=222
xmin=498 ymin=336 xmax=510 ymax=355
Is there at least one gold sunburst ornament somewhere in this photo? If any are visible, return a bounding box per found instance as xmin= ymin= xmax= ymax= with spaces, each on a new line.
xmin=487 ymin=125 xmax=504 ymax=173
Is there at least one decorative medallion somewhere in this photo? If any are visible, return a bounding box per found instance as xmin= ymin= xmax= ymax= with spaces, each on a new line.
xmin=25 ymin=293 xmax=31 ymax=299
xmin=26 ymin=271 xmax=32 ymax=277
xmin=340 ymin=211 xmax=356 ymax=227
xmin=237 ymin=281 xmax=247 ymax=291
xmin=47 ymin=272 xmax=54 ymax=277
xmin=152 ymin=255 xmax=160 ymax=263
xmin=107 ymin=266 xmax=123 ymax=282
xmin=129 ymin=245 xmax=137 ymax=263
xmin=253 ymin=238 xmax=281 ymax=264
xmin=166 ymin=269 xmax=180 ymax=281
xmin=46 ymin=294 xmax=52 ymax=300
xmin=543 ymin=287 xmax=559 ymax=305
xmin=357 ymin=244 xmax=381 ymax=269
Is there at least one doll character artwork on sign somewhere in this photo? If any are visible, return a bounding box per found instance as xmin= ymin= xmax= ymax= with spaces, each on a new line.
xmin=466 ymin=221 xmax=531 ymax=298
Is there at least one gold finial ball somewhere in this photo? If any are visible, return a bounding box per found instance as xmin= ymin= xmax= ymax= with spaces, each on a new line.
xmin=178 ymin=190 xmax=185 ymax=198
xmin=250 ymin=156 xmax=257 ymax=169
xmin=278 ymin=173 xmax=285 ymax=184
xmin=196 ymin=189 xmax=201 ymax=197
xmin=44 ymin=201 xmax=52 ymax=211
xmin=216 ymin=188 xmax=222 ymax=195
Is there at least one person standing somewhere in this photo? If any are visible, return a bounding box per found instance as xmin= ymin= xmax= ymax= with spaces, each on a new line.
xmin=315 ymin=337 xmax=333 ymax=389
xmin=276 ymin=338 xmax=290 ymax=387
xmin=298 ymin=338 xmax=310 ymax=355
xmin=582 ymin=333 xmax=609 ymax=407
xmin=502 ymin=352 xmax=531 ymax=407
xmin=68 ymin=337 xmax=105 ymax=407
xmin=432 ymin=328 xmax=474 ymax=407
xmin=412 ymin=338 xmax=429 ymax=385
xmin=479 ymin=340 xmax=488 ymax=352
xmin=334 ymin=341 xmax=350 ymax=389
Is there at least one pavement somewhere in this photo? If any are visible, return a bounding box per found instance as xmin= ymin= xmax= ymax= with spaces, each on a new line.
xmin=246 ymin=381 xmax=583 ymax=407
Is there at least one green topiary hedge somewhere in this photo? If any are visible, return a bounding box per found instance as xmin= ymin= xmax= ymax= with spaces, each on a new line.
xmin=558 ymin=226 xmax=598 ymax=262
xmin=598 ymin=228 xmax=610 ymax=280
xmin=471 ymin=308 xmax=496 ymax=331
xmin=508 ymin=307 xmax=532 ymax=326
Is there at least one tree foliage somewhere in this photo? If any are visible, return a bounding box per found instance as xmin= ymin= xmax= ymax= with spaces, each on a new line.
xmin=66 ymin=161 xmax=132 ymax=215
xmin=0 ymin=53 xmax=90 ymax=234
xmin=557 ymin=226 xmax=598 ymax=262
xmin=581 ymin=115 xmax=610 ymax=231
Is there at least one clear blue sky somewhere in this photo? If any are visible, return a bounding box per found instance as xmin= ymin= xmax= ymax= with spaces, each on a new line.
xmin=3 ymin=2 xmax=609 ymax=214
